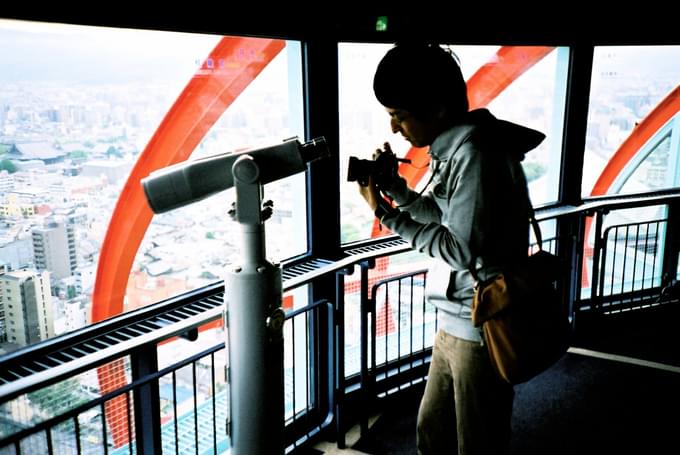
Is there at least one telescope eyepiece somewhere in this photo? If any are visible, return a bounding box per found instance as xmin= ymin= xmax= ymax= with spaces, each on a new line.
xmin=299 ymin=137 xmax=329 ymax=164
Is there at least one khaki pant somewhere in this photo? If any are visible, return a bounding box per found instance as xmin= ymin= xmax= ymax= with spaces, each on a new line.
xmin=417 ymin=330 xmax=514 ymax=454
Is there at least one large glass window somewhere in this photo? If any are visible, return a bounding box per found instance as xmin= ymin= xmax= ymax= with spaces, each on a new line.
xmin=581 ymin=46 xmax=680 ymax=297
xmin=134 ymin=41 xmax=306 ymax=311
xmin=338 ymin=43 xmax=568 ymax=244
xmin=0 ymin=19 xmax=305 ymax=346
xmin=584 ymin=46 xmax=680 ymax=198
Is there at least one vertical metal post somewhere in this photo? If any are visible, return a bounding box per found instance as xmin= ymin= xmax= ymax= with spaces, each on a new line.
xmin=358 ymin=259 xmax=375 ymax=438
xmin=590 ymin=210 xmax=606 ymax=313
xmin=130 ymin=345 xmax=161 ymax=455
xmin=565 ymin=212 xmax=584 ymax=328
xmin=334 ymin=268 xmax=350 ymax=449
xmin=225 ymin=155 xmax=285 ymax=455
xmin=662 ymin=201 xmax=680 ymax=282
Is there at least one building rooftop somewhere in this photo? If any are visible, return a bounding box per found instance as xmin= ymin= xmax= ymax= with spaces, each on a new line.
xmin=8 ymin=142 xmax=66 ymax=161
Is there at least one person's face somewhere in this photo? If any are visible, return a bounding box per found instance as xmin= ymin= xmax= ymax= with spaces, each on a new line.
xmin=386 ymin=107 xmax=440 ymax=148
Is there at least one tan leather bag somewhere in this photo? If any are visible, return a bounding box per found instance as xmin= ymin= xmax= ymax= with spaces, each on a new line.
xmin=471 ymin=219 xmax=571 ymax=384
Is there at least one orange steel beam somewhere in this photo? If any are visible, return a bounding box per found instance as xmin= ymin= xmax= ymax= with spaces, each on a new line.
xmin=466 ymin=46 xmax=555 ymax=110
xmin=93 ymin=36 xmax=285 ymax=447
xmin=581 ymin=85 xmax=680 ymax=288
xmin=591 ymin=85 xmax=680 ymax=196
xmin=92 ymin=37 xmax=285 ymax=323
xmin=371 ymin=46 xmax=554 ymax=237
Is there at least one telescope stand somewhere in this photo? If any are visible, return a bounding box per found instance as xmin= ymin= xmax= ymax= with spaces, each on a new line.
xmin=225 ymin=154 xmax=285 ymax=454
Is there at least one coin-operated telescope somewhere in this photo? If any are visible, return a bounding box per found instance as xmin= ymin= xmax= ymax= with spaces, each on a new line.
xmin=142 ymin=137 xmax=328 ymax=214
xmin=141 ymin=137 xmax=329 ymax=455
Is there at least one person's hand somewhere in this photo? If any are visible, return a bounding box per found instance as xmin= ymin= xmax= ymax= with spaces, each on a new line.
xmin=357 ymin=176 xmax=382 ymax=211
xmin=372 ymin=142 xmax=400 ymax=191
xmin=373 ymin=141 xmax=394 ymax=160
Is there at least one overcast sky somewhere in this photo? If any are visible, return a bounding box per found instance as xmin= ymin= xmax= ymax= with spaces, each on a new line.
xmin=0 ymin=19 xmax=221 ymax=84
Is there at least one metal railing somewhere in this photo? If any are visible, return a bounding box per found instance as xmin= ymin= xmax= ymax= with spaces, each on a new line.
xmin=573 ymin=190 xmax=680 ymax=319
xmin=0 ymin=190 xmax=678 ymax=454
xmin=369 ymin=269 xmax=435 ymax=396
xmin=0 ymin=297 xmax=333 ymax=454
xmin=0 ymin=233 xmax=410 ymax=454
xmin=596 ymin=219 xmax=667 ymax=311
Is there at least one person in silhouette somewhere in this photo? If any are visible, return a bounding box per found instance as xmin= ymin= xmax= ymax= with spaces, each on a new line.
xmin=358 ymin=42 xmax=544 ymax=454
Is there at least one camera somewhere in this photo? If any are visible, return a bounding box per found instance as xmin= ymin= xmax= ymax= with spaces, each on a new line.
xmin=347 ymin=152 xmax=409 ymax=189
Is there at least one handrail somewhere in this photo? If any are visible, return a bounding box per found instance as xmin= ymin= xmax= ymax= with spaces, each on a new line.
xmin=282 ymin=236 xmax=410 ymax=291
xmin=0 ymin=237 xmax=410 ymax=403
xmin=0 ymin=294 xmax=223 ymax=402
xmin=533 ymin=188 xmax=680 ymax=220
xmin=1 ymin=189 xmax=678 ymax=404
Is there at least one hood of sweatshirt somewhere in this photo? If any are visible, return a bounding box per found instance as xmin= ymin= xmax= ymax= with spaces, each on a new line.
xmin=429 ymin=108 xmax=546 ymax=162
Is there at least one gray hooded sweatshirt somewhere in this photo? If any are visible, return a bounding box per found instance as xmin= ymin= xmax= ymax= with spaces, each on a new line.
xmin=380 ymin=109 xmax=545 ymax=341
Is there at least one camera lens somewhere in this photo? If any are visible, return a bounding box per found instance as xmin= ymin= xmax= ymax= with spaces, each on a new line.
xmin=347 ymin=156 xmax=373 ymax=186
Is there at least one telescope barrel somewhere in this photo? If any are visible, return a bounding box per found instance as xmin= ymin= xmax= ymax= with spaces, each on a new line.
xmin=141 ymin=137 xmax=328 ymax=214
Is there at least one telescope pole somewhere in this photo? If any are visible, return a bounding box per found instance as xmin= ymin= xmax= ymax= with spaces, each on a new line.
xmin=225 ymin=154 xmax=285 ymax=454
